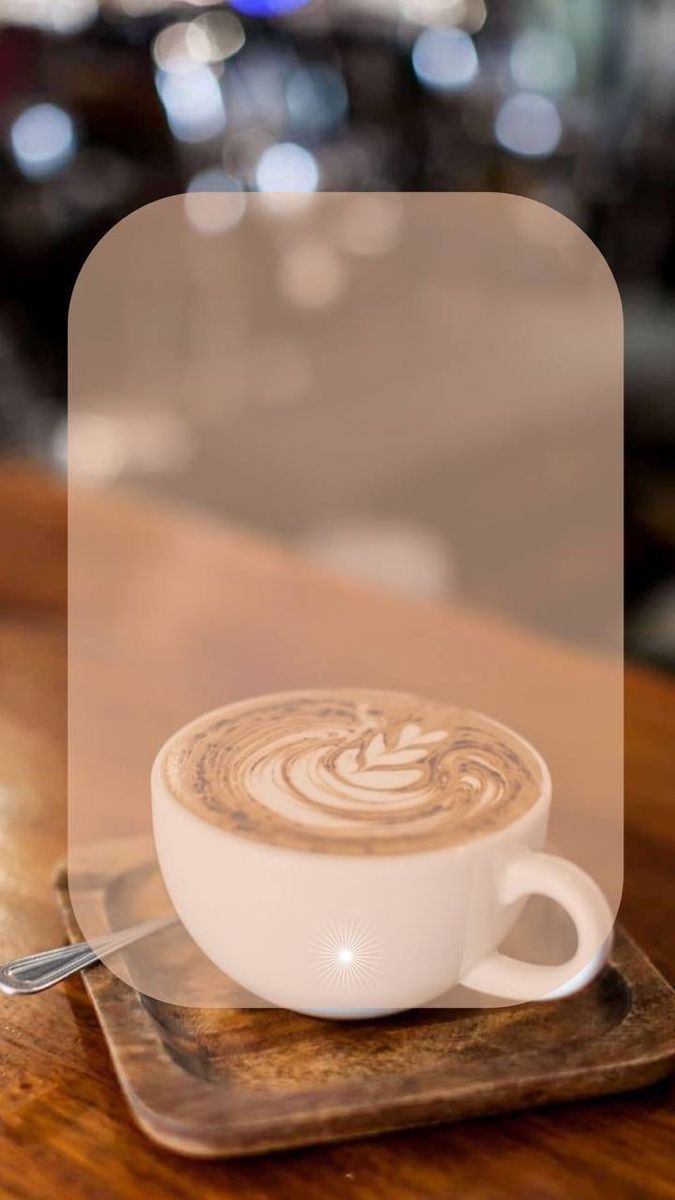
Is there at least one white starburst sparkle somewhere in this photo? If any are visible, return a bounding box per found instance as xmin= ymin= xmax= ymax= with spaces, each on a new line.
xmin=312 ymin=919 xmax=380 ymax=994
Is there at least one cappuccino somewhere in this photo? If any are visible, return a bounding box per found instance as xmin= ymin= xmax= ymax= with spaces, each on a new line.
xmin=159 ymin=690 xmax=543 ymax=855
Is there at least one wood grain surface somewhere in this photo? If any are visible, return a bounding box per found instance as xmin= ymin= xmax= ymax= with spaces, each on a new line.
xmin=55 ymin=847 xmax=675 ymax=1159
xmin=1 ymin=462 xmax=674 ymax=1199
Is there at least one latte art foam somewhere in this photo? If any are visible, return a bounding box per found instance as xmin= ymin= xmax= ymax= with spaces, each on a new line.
xmin=160 ymin=691 xmax=545 ymax=855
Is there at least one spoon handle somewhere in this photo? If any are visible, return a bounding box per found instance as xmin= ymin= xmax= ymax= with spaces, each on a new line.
xmin=0 ymin=916 xmax=175 ymax=995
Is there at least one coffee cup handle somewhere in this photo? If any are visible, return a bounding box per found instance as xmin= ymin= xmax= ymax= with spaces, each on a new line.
xmin=460 ymin=852 xmax=614 ymax=1001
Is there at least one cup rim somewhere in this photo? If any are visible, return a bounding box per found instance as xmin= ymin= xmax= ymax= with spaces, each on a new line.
xmin=151 ymin=688 xmax=552 ymax=861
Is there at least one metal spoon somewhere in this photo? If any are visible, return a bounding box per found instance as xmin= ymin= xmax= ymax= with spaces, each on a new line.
xmin=0 ymin=915 xmax=176 ymax=996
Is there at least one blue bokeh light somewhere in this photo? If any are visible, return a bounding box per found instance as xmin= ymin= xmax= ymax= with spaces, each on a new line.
xmin=256 ymin=142 xmax=319 ymax=193
xmin=495 ymin=93 xmax=562 ymax=158
xmin=230 ymin=0 xmax=311 ymax=17
xmin=412 ymin=27 xmax=479 ymax=93
xmin=156 ymin=66 xmax=226 ymax=143
xmin=10 ymin=103 xmax=77 ymax=180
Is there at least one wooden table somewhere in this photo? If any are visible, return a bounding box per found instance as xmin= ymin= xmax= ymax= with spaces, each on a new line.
xmin=0 ymin=464 xmax=673 ymax=1200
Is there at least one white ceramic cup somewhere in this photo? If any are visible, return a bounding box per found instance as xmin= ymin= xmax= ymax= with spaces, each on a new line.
xmin=152 ymin=699 xmax=613 ymax=1019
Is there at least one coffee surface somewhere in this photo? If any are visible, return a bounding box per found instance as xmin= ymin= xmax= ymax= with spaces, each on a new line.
xmin=159 ymin=690 xmax=544 ymax=855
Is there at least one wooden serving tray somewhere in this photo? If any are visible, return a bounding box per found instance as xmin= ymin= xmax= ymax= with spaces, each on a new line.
xmin=54 ymin=863 xmax=675 ymax=1160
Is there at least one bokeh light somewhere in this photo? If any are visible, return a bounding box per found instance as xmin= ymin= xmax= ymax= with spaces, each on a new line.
xmin=255 ymin=142 xmax=319 ymax=193
xmin=229 ymin=0 xmax=311 ymax=17
xmin=412 ymin=27 xmax=478 ymax=93
xmin=114 ymin=0 xmax=168 ymax=11
xmin=286 ymin=64 xmax=349 ymax=133
xmin=66 ymin=413 xmax=129 ymax=482
xmin=461 ymin=0 xmax=486 ymax=34
xmin=331 ymin=194 xmax=404 ymax=257
xmin=400 ymin=0 xmax=464 ymax=27
xmin=10 ymin=104 xmax=77 ymax=180
xmin=156 ymin=67 xmax=226 ymax=143
xmin=153 ymin=16 xmax=244 ymax=74
xmin=510 ymin=29 xmax=577 ymax=94
xmin=186 ymin=12 xmax=246 ymax=64
xmin=152 ymin=24 xmax=194 ymax=75
xmin=0 ymin=0 xmax=98 ymax=32
xmin=300 ymin=517 xmax=455 ymax=601
xmin=278 ymin=239 xmax=347 ymax=310
xmin=67 ymin=411 xmax=194 ymax=482
xmin=185 ymin=169 xmax=246 ymax=234
xmin=495 ymin=93 xmax=562 ymax=158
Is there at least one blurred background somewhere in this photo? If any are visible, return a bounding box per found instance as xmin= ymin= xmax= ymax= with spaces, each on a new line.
xmin=0 ymin=0 xmax=672 ymax=668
